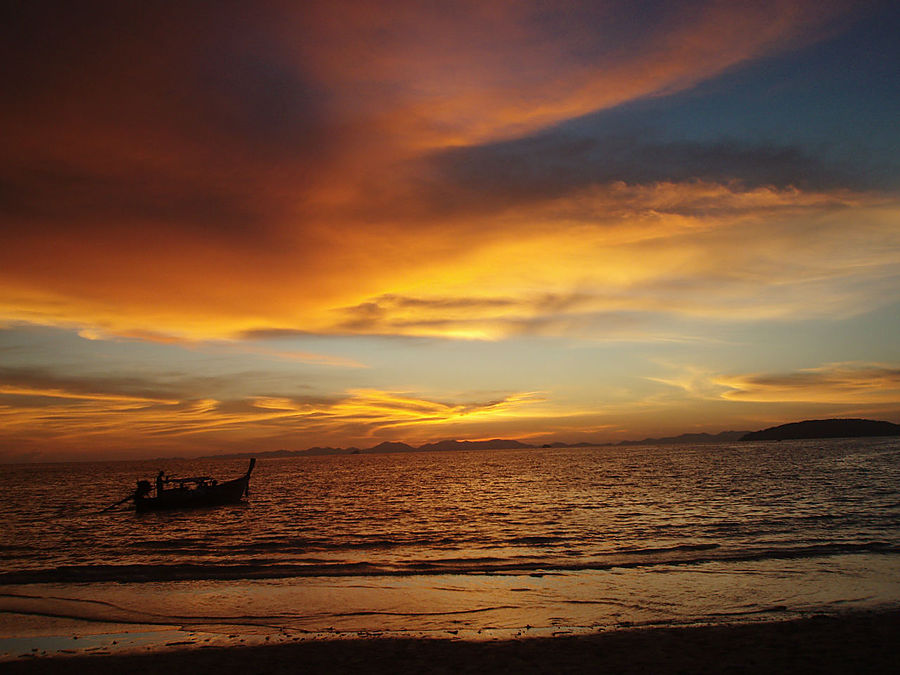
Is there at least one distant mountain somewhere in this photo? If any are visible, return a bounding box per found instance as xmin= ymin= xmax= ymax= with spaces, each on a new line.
xmin=300 ymin=446 xmax=359 ymax=456
xmin=203 ymin=420 xmax=899 ymax=462
xmin=366 ymin=441 xmax=417 ymax=453
xmin=610 ymin=430 xmax=750 ymax=447
xmin=138 ymin=418 xmax=900 ymax=465
xmin=201 ymin=438 xmax=536 ymax=460
xmin=740 ymin=418 xmax=900 ymax=442
xmin=416 ymin=439 xmax=533 ymax=452
xmin=197 ymin=446 xmax=357 ymax=459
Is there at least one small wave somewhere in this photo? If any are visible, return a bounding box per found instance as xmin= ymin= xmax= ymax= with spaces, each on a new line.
xmin=217 ymin=536 xmax=464 ymax=555
xmin=330 ymin=605 xmax=517 ymax=618
xmin=0 ymin=544 xmax=33 ymax=553
xmin=505 ymin=536 xmax=567 ymax=546
xmin=614 ymin=543 xmax=720 ymax=555
xmin=1 ymin=541 xmax=896 ymax=585
xmin=126 ymin=538 xmax=208 ymax=550
xmin=0 ymin=561 xmax=382 ymax=585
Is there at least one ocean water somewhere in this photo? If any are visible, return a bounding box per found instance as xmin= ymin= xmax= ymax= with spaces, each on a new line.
xmin=2 ymin=439 xmax=900 ymax=657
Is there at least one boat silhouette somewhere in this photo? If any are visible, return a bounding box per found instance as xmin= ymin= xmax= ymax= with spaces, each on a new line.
xmin=132 ymin=458 xmax=256 ymax=511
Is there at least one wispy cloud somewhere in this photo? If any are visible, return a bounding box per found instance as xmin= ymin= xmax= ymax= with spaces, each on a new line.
xmin=72 ymin=328 xmax=367 ymax=368
xmin=716 ymin=362 xmax=900 ymax=404
xmin=417 ymin=132 xmax=864 ymax=219
xmin=0 ymin=366 xmax=186 ymax=404
xmin=315 ymin=190 xmax=899 ymax=339
xmin=0 ymin=365 xmax=548 ymax=458
xmin=653 ymin=361 xmax=900 ymax=406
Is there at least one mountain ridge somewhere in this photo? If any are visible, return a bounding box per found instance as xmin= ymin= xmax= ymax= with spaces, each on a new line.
xmin=196 ymin=418 xmax=899 ymax=460
xmin=740 ymin=418 xmax=900 ymax=442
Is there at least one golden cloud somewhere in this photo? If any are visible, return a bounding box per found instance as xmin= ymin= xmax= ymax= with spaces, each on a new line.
xmin=0 ymin=1 xmax=875 ymax=345
xmin=717 ymin=363 xmax=900 ymax=404
xmin=0 ymin=379 xmax=549 ymax=458
xmin=1 ymin=182 xmax=895 ymax=343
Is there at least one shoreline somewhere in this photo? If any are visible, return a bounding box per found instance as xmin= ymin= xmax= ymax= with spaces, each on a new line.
xmin=5 ymin=609 xmax=900 ymax=674
xmin=4 ymin=551 xmax=899 ymax=662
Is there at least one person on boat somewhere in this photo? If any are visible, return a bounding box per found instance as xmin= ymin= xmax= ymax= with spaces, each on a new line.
xmin=156 ymin=470 xmax=165 ymax=496
xmin=134 ymin=480 xmax=152 ymax=499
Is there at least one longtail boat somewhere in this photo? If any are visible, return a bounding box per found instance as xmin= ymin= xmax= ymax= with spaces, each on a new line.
xmin=133 ymin=458 xmax=256 ymax=511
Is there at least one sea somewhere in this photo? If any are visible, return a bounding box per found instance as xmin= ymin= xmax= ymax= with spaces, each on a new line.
xmin=2 ymin=438 xmax=899 ymax=659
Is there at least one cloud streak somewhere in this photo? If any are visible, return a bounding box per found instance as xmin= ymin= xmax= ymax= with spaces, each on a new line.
xmin=653 ymin=361 xmax=900 ymax=406
xmin=0 ymin=369 xmax=547 ymax=459
xmin=717 ymin=363 xmax=900 ymax=404
xmin=417 ymin=133 xmax=860 ymax=219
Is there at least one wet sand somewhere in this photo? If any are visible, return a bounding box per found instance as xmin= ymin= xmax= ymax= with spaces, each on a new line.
xmin=6 ymin=610 xmax=900 ymax=674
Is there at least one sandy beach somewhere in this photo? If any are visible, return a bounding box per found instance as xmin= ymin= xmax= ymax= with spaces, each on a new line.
xmin=6 ymin=610 xmax=899 ymax=675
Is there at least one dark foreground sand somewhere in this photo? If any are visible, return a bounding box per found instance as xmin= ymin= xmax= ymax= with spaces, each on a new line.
xmin=7 ymin=611 xmax=900 ymax=675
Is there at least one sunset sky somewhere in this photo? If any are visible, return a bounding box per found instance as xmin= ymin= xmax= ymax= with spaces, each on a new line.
xmin=1 ymin=0 xmax=898 ymax=461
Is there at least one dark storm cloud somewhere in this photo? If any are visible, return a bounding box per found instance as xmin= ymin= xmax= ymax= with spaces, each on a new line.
xmin=0 ymin=162 xmax=261 ymax=235
xmin=419 ymin=127 xmax=858 ymax=217
xmin=195 ymin=50 xmax=337 ymax=162
xmin=1 ymin=1 xmax=341 ymax=240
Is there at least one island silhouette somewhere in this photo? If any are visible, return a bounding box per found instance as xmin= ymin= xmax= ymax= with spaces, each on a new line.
xmin=739 ymin=418 xmax=900 ymax=441
xmin=198 ymin=418 xmax=899 ymax=460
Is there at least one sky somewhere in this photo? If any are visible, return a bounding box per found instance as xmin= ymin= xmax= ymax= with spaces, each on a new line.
xmin=1 ymin=0 xmax=899 ymax=461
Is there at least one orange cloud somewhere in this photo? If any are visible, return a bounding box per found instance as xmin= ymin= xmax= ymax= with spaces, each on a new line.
xmin=1 ymin=182 xmax=894 ymax=343
xmin=291 ymin=0 xmax=854 ymax=147
xmin=324 ymin=188 xmax=897 ymax=338
xmin=0 ymin=369 xmax=550 ymax=459
xmin=651 ymin=361 xmax=900 ymax=407
xmin=717 ymin=363 xmax=900 ymax=404
xmin=0 ymin=0 xmax=873 ymax=346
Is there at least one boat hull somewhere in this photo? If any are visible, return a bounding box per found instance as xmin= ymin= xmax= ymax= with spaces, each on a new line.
xmin=134 ymin=459 xmax=255 ymax=511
